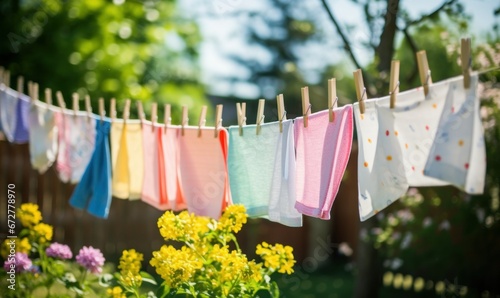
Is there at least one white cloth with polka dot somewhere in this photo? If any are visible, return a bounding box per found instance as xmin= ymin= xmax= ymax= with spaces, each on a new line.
xmin=424 ymin=74 xmax=485 ymax=194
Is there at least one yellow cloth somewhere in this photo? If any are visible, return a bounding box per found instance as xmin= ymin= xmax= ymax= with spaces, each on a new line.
xmin=111 ymin=121 xmax=144 ymax=200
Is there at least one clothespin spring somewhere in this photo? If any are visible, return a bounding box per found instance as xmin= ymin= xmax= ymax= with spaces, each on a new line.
xmin=424 ymin=70 xmax=431 ymax=88
xmin=389 ymin=82 xmax=400 ymax=95
xmin=303 ymin=104 xmax=311 ymax=118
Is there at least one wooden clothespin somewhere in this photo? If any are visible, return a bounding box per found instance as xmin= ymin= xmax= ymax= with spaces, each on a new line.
xmin=56 ymin=91 xmax=66 ymax=110
xmin=198 ymin=105 xmax=207 ymax=137
xmin=85 ymin=95 xmax=92 ymax=122
xmin=353 ymin=69 xmax=367 ymax=114
xmin=136 ymin=101 xmax=144 ymax=126
xmin=416 ymin=50 xmax=432 ymax=96
xmin=164 ymin=104 xmax=171 ymax=133
xmin=181 ymin=105 xmax=188 ymax=136
xmin=3 ymin=70 xmax=10 ymax=87
xmin=17 ymin=76 xmax=24 ymax=96
xmin=328 ymin=78 xmax=338 ymax=122
xmin=98 ymin=98 xmax=105 ymax=123
xmin=461 ymin=37 xmax=472 ymax=89
xmin=236 ymin=102 xmax=246 ymax=136
xmin=214 ymin=104 xmax=223 ymax=138
xmin=389 ymin=60 xmax=400 ymax=109
xmin=110 ymin=98 xmax=117 ymax=122
xmin=123 ymin=99 xmax=131 ymax=122
xmin=33 ymin=83 xmax=39 ymax=102
xmin=301 ymin=87 xmax=311 ymax=128
xmin=256 ymin=99 xmax=265 ymax=135
xmin=151 ymin=102 xmax=157 ymax=131
xmin=72 ymin=93 xmax=79 ymax=117
xmin=45 ymin=88 xmax=52 ymax=105
xmin=28 ymin=81 xmax=33 ymax=100
xmin=277 ymin=94 xmax=286 ymax=132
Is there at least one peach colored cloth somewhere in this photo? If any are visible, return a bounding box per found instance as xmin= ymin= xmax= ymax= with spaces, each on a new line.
xmin=293 ymin=106 xmax=353 ymax=220
xmin=141 ymin=122 xmax=185 ymax=210
xmin=177 ymin=126 xmax=230 ymax=219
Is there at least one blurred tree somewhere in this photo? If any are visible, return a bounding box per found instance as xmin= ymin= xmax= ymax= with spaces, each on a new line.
xmin=0 ymin=0 xmax=207 ymax=121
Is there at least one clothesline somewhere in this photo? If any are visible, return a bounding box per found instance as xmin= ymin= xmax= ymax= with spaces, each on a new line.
xmin=0 ymin=72 xmax=488 ymax=227
xmin=0 ymin=41 xmax=494 ymax=226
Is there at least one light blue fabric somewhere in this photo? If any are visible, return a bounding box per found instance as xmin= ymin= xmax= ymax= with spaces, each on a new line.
xmin=69 ymin=118 xmax=112 ymax=219
xmin=228 ymin=120 xmax=302 ymax=227
xmin=228 ymin=122 xmax=278 ymax=217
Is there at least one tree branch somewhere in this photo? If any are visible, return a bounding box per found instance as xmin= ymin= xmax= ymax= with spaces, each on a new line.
xmin=402 ymin=27 xmax=419 ymax=84
xmin=320 ymin=0 xmax=363 ymax=71
xmin=406 ymin=0 xmax=457 ymax=27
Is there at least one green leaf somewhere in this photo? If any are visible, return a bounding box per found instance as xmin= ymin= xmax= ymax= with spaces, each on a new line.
xmin=140 ymin=271 xmax=158 ymax=285
xmin=99 ymin=273 xmax=114 ymax=287
xmin=270 ymin=281 xmax=280 ymax=298
xmin=156 ymin=282 xmax=170 ymax=298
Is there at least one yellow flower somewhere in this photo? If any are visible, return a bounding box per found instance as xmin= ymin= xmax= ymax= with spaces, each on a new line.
xmin=119 ymin=271 xmax=143 ymax=288
xmin=218 ymin=204 xmax=248 ymax=234
xmin=150 ymin=245 xmax=203 ymax=288
xmin=0 ymin=238 xmax=31 ymax=258
xmin=119 ymin=249 xmax=143 ymax=275
xmin=256 ymin=242 xmax=295 ymax=274
xmin=31 ymin=223 xmax=53 ymax=244
xmin=157 ymin=211 xmax=210 ymax=243
xmin=243 ymin=260 xmax=263 ymax=283
xmin=106 ymin=286 xmax=125 ymax=298
xmin=118 ymin=249 xmax=143 ymax=287
xmin=18 ymin=203 xmax=42 ymax=228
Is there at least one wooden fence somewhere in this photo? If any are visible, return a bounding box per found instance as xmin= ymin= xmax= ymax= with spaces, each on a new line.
xmin=0 ymin=136 xmax=360 ymax=267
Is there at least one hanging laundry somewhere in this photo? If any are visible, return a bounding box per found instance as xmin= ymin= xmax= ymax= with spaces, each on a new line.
xmin=141 ymin=122 xmax=185 ymax=210
xmin=69 ymin=118 xmax=112 ymax=218
xmin=355 ymin=78 xmax=453 ymax=221
xmin=111 ymin=121 xmax=144 ymax=199
xmin=424 ymin=74 xmax=485 ymax=194
xmin=56 ymin=112 xmax=96 ymax=184
xmin=178 ymin=126 xmax=230 ymax=219
xmin=294 ymin=106 xmax=353 ymax=220
xmin=159 ymin=125 xmax=186 ymax=211
xmin=228 ymin=120 xmax=302 ymax=227
xmin=0 ymin=86 xmax=30 ymax=143
xmin=28 ymin=101 xmax=60 ymax=173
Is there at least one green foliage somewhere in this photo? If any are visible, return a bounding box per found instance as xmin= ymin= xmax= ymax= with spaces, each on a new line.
xmin=0 ymin=0 xmax=207 ymax=122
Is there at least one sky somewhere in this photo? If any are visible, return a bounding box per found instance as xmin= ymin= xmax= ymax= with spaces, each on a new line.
xmin=179 ymin=0 xmax=499 ymax=99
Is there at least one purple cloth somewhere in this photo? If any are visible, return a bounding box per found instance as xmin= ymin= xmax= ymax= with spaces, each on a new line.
xmin=13 ymin=94 xmax=30 ymax=143
xmin=0 ymin=87 xmax=30 ymax=143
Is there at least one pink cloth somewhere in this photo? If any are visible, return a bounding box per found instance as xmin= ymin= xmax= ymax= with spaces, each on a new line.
xmin=293 ymin=106 xmax=353 ymax=219
xmin=178 ymin=126 xmax=230 ymax=219
xmin=141 ymin=122 xmax=185 ymax=210
xmin=160 ymin=125 xmax=186 ymax=211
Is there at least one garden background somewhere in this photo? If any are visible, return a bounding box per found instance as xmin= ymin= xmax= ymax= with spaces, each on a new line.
xmin=0 ymin=0 xmax=499 ymax=297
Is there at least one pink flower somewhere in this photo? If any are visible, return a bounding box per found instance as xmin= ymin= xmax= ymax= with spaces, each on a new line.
xmin=76 ymin=246 xmax=105 ymax=274
xmin=3 ymin=252 xmax=32 ymax=273
xmin=46 ymin=243 xmax=73 ymax=260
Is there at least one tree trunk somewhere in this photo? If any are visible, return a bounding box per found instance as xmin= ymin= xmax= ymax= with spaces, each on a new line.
xmin=376 ymin=0 xmax=400 ymax=74
xmin=353 ymin=217 xmax=381 ymax=298
xmin=354 ymin=1 xmax=400 ymax=298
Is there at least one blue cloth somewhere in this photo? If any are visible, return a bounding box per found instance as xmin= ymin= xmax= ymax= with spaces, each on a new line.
xmin=69 ymin=118 xmax=112 ymax=218
xmin=14 ymin=94 xmax=30 ymax=143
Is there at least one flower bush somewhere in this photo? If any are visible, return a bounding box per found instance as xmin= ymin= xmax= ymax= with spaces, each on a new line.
xmin=0 ymin=203 xmax=295 ymax=298
xmin=0 ymin=203 xmax=108 ymax=297
xmin=110 ymin=204 xmax=296 ymax=297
